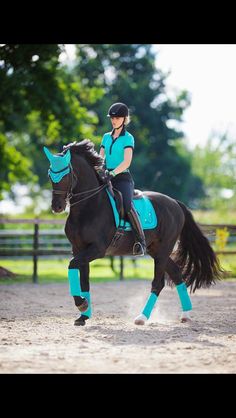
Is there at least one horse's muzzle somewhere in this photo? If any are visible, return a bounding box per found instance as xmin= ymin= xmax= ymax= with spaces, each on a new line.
xmin=51 ymin=203 xmax=66 ymax=213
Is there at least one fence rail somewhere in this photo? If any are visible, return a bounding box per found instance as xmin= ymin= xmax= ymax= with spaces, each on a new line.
xmin=0 ymin=218 xmax=235 ymax=283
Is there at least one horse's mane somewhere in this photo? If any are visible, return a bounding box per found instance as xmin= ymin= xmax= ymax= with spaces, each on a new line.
xmin=62 ymin=139 xmax=104 ymax=169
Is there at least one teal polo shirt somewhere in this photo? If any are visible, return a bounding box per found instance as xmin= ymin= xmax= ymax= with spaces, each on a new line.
xmin=100 ymin=130 xmax=135 ymax=171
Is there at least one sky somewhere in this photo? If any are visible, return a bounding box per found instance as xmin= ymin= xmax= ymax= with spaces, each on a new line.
xmin=152 ymin=44 xmax=236 ymax=149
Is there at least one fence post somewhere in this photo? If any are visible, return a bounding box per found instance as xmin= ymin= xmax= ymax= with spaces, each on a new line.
xmin=119 ymin=256 xmax=124 ymax=280
xmin=33 ymin=221 xmax=39 ymax=283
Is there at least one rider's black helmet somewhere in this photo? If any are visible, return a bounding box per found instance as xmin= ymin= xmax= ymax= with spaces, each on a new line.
xmin=107 ymin=102 xmax=129 ymax=118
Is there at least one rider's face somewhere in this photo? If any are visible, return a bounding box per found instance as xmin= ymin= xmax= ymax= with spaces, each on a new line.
xmin=110 ymin=116 xmax=124 ymax=129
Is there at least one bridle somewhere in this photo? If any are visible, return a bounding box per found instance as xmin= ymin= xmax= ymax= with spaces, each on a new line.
xmin=50 ymin=164 xmax=107 ymax=207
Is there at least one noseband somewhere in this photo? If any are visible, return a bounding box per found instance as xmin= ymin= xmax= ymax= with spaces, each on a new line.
xmin=50 ymin=164 xmax=107 ymax=207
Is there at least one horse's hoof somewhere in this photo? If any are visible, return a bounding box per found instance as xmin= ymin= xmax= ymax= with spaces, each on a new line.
xmin=134 ymin=314 xmax=147 ymax=325
xmin=74 ymin=315 xmax=89 ymax=326
xmin=78 ymin=298 xmax=89 ymax=312
xmin=74 ymin=318 xmax=86 ymax=326
xmin=180 ymin=311 xmax=192 ymax=323
xmin=181 ymin=317 xmax=192 ymax=323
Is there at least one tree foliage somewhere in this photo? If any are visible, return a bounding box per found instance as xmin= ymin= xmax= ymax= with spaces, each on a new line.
xmin=0 ymin=44 xmax=104 ymax=195
xmin=0 ymin=43 xmax=204 ymax=207
xmin=192 ymin=133 xmax=236 ymax=209
xmin=74 ymin=44 xmax=202 ymax=203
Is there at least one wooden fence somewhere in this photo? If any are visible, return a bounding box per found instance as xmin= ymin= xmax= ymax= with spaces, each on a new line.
xmin=0 ymin=218 xmax=236 ymax=283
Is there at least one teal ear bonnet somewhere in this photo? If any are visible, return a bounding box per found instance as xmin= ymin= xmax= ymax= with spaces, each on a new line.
xmin=43 ymin=146 xmax=71 ymax=183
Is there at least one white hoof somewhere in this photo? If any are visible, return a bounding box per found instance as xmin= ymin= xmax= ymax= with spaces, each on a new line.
xmin=180 ymin=311 xmax=192 ymax=323
xmin=134 ymin=314 xmax=147 ymax=325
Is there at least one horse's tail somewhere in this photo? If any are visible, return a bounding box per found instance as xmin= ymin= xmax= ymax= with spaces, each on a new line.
xmin=173 ymin=200 xmax=224 ymax=292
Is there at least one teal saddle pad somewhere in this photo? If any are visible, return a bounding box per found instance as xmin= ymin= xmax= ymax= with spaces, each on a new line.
xmin=106 ymin=189 xmax=158 ymax=231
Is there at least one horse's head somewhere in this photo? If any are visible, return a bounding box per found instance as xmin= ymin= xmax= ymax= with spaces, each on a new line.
xmin=44 ymin=146 xmax=74 ymax=213
xmin=44 ymin=140 xmax=106 ymax=213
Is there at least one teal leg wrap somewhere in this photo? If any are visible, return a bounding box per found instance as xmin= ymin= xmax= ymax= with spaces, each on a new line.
xmin=176 ymin=282 xmax=192 ymax=311
xmin=68 ymin=268 xmax=81 ymax=296
xmin=142 ymin=292 xmax=158 ymax=319
xmin=81 ymin=291 xmax=92 ymax=318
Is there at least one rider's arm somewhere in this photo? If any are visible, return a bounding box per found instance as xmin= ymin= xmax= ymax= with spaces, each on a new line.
xmin=99 ymin=133 xmax=106 ymax=159
xmin=113 ymin=148 xmax=133 ymax=175
xmin=99 ymin=147 xmax=105 ymax=158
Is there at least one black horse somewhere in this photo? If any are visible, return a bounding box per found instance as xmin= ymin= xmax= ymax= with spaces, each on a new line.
xmin=44 ymin=139 xmax=224 ymax=326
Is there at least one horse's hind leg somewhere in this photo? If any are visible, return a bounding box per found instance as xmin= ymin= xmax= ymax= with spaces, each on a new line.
xmin=134 ymin=257 xmax=166 ymax=325
xmin=165 ymin=257 xmax=192 ymax=322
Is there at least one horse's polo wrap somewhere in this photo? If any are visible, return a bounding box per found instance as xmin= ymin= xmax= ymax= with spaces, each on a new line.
xmin=68 ymin=268 xmax=92 ymax=318
xmin=43 ymin=146 xmax=71 ymax=183
xmin=68 ymin=268 xmax=81 ymax=296
xmin=142 ymin=292 xmax=158 ymax=319
xmin=176 ymin=282 xmax=192 ymax=311
xmin=80 ymin=291 xmax=92 ymax=318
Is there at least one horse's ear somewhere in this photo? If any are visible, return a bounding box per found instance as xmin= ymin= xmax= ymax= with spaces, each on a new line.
xmin=64 ymin=149 xmax=71 ymax=164
xmin=43 ymin=146 xmax=54 ymax=162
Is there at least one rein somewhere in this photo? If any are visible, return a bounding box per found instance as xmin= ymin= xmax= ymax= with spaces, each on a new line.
xmin=69 ymin=183 xmax=107 ymax=207
xmin=50 ymin=164 xmax=107 ymax=207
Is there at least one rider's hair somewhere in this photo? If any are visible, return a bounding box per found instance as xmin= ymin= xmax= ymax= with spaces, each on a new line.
xmin=124 ymin=115 xmax=131 ymax=126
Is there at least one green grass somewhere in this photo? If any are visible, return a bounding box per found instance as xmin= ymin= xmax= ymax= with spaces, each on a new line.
xmin=0 ymin=257 xmax=154 ymax=285
xmin=0 ymin=254 xmax=235 ymax=285
xmin=192 ymin=210 xmax=236 ymax=224
xmin=218 ymin=254 xmax=236 ymax=278
xmin=1 ymin=209 xmax=235 ymax=285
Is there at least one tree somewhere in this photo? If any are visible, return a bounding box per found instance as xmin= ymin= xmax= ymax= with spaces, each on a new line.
xmin=74 ymin=44 xmax=203 ymax=204
xmin=0 ymin=44 xmax=204 ymax=207
xmin=0 ymin=132 xmax=32 ymax=199
xmin=0 ymin=44 xmax=104 ymax=197
xmin=192 ymin=133 xmax=236 ymax=210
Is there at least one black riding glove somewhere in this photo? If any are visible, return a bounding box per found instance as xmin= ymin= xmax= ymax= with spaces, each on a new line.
xmin=105 ymin=170 xmax=116 ymax=182
xmin=95 ymin=168 xmax=115 ymax=183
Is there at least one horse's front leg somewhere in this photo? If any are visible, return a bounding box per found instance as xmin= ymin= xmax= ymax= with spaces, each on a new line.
xmin=68 ymin=244 xmax=105 ymax=326
xmin=68 ymin=262 xmax=90 ymax=326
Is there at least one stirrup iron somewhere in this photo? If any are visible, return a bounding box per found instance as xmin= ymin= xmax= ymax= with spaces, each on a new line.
xmin=133 ymin=241 xmax=145 ymax=256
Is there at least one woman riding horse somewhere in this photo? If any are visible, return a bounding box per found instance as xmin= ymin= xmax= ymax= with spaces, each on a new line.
xmin=99 ymin=102 xmax=146 ymax=256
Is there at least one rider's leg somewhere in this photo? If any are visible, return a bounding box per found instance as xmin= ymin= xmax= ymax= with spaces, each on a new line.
xmin=112 ymin=176 xmax=146 ymax=256
xmin=127 ymin=202 xmax=146 ymax=256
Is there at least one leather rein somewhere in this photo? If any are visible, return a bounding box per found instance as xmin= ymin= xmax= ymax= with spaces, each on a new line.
xmin=50 ymin=164 xmax=107 ymax=207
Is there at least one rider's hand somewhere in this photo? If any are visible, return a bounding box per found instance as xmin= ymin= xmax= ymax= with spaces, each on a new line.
xmin=105 ymin=170 xmax=116 ymax=182
xmin=95 ymin=168 xmax=115 ymax=183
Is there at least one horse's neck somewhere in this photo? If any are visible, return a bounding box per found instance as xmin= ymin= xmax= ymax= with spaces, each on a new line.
xmin=70 ymin=161 xmax=102 ymax=213
xmin=75 ymin=165 xmax=99 ymax=193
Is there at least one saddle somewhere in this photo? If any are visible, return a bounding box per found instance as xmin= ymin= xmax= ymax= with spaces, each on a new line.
xmin=95 ymin=167 xmax=143 ymax=220
xmin=105 ymin=185 xmax=144 ymax=248
xmin=95 ymin=168 xmax=156 ymax=250
xmin=110 ymin=186 xmax=143 ymax=220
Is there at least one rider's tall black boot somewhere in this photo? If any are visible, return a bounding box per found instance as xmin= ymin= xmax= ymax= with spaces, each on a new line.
xmin=127 ymin=204 xmax=147 ymax=256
